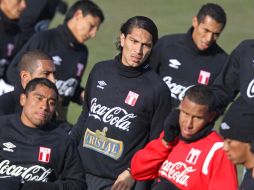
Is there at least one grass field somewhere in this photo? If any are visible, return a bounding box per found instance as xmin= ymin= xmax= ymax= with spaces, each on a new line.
xmin=50 ymin=0 xmax=254 ymax=183
xmin=51 ymin=0 xmax=254 ymax=124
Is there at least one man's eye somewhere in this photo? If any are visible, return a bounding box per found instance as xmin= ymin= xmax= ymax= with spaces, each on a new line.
xmin=49 ymin=101 xmax=56 ymax=106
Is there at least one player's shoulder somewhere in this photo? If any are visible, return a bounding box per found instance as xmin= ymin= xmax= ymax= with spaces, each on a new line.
xmin=92 ymin=58 xmax=114 ymax=72
xmin=206 ymin=131 xmax=223 ymax=144
xmin=145 ymin=67 xmax=171 ymax=92
xmin=49 ymin=123 xmax=73 ymax=141
xmin=158 ymin=33 xmax=185 ymax=44
xmin=0 ymin=90 xmax=15 ymax=104
xmin=31 ymin=27 xmax=57 ymax=41
xmin=0 ymin=114 xmax=18 ymax=129
xmin=238 ymin=39 xmax=254 ymax=48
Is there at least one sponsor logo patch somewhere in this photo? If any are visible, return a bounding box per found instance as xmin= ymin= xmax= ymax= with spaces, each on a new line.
xmin=89 ymin=98 xmax=136 ymax=132
xmin=0 ymin=160 xmax=52 ymax=182
xmin=247 ymin=79 xmax=254 ymax=98
xmin=159 ymin=160 xmax=196 ymax=187
xmin=56 ymin=78 xmax=78 ymax=97
xmin=83 ymin=127 xmax=124 ymax=160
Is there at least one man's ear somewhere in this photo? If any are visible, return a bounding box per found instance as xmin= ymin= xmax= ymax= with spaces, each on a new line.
xmin=73 ymin=9 xmax=83 ymax=21
xmin=120 ymin=33 xmax=125 ymax=48
xmin=192 ymin=16 xmax=198 ymax=28
xmin=20 ymin=70 xmax=31 ymax=88
xmin=20 ymin=93 xmax=26 ymax=107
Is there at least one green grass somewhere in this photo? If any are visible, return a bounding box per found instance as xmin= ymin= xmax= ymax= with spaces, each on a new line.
xmin=51 ymin=0 xmax=253 ymax=182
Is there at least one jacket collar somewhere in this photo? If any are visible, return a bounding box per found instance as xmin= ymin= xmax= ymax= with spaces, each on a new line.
xmin=57 ymin=23 xmax=86 ymax=51
xmin=114 ymin=54 xmax=150 ymax=78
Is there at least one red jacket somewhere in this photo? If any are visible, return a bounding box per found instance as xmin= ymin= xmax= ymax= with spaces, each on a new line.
xmin=131 ymin=131 xmax=238 ymax=190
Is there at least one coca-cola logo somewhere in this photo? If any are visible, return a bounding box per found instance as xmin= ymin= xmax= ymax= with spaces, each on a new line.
xmin=0 ymin=160 xmax=53 ymax=182
xmin=56 ymin=78 xmax=78 ymax=97
xmin=247 ymin=79 xmax=254 ymax=98
xmin=163 ymin=76 xmax=193 ymax=101
xmin=159 ymin=160 xmax=196 ymax=187
xmin=89 ymin=98 xmax=137 ymax=131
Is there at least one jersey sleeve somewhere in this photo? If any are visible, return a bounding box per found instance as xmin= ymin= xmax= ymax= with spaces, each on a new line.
xmin=212 ymin=42 xmax=243 ymax=113
xmin=70 ymin=49 xmax=88 ymax=105
xmin=206 ymin=145 xmax=238 ymax=190
xmin=55 ymin=140 xmax=86 ymax=190
xmin=131 ymin=134 xmax=174 ymax=180
xmin=149 ymin=82 xmax=172 ymax=140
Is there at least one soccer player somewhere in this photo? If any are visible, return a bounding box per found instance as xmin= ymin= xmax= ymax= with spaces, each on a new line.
xmin=220 ymin=115 xmax=254 ymax=190
xmin=6 ymin=1 xmax=104 ymax=122
xmin=71 ymin=16 xmax=172 ymax=190
xmin=0 ymin=50 xmax=55 ymax=116
xmin=0 ymin=78 xmax=85 ymax=190
xmin=149 ymin=3 xmax=227 ymax=108
xmin=131 ymin=85 xmax=238 ymax=190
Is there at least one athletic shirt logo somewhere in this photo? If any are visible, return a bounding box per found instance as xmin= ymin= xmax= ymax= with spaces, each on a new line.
xmin=89 ymin=98 xmax=137 ymax=131
xmin=247 ymin=79 xmax=254 ymax=98
xmin=159 ymin=160 xmax=196 ymax=187
xmin=198 ymin=70 xmax=210 ymax=85
xmin=0 ymin=160 xmax=53 ymax=182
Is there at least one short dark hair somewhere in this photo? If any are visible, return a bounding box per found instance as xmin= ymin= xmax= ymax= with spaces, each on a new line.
xmin=24 ymin=78 xmax=59 ymax=101
xmin=197 ymin=3 xmax=226 ymax=29
xmin=183 ymin=85 xmax=216 ymax=112
xmin=65 ymin=1 xmax=104 ymax=23
xmin=115 ymin=16 xmax=158 ymax=51
xmin=18 ymin=50 xmax=52 ymax=73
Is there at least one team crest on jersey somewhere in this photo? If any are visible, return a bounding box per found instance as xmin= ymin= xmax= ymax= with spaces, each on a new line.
xmin=76 ymin=63 xmax=84 ymax=77
xmin=198 ymin=70 xmax=211 ymax=85
xmin=125 ymin=91 xmax=139 ymax=106
xmin=83 ymin=127 xmax=124 ymax=160
xmin=7 ymin=43 xmax=14 ymax=57
xmin=38 ymin=147 xmax=51 ymax=163
xmin=186 ymin=148 xmax=201 ymax=165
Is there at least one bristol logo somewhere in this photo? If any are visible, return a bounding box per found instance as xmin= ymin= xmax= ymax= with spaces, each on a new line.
xmin=38 ymin=147 xmax=51 ymax=163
